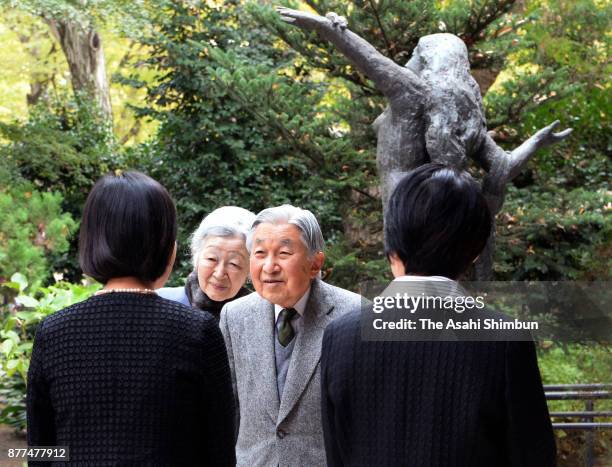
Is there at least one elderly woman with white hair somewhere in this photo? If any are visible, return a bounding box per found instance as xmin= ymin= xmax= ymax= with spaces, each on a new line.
xmin=158 ymin=206 xmax=255 ymax=318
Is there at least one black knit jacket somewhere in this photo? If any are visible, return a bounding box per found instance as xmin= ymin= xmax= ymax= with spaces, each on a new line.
xmin=27 ymin=293 xmax=236 ymax=466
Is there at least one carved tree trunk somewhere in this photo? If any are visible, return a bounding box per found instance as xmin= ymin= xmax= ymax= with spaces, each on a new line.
xmin=46 ymin=20 xmax=112 ymax=121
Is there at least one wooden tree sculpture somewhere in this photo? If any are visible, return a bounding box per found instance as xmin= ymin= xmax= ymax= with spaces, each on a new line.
xmin=278 ymin=7 xmax=572 ymax=279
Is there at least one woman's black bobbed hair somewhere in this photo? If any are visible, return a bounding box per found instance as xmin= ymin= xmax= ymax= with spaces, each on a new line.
xmin=79 ymin=171 xmax=177 ymax=284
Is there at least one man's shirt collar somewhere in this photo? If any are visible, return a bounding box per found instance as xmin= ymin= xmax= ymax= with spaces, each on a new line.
xmin=393 ymin=274 xmax=464 ymax=297
xmin=394 ymin=274 xmax=454 ymax=283
xmin=274 ymin=286 xmax=311 ymax=322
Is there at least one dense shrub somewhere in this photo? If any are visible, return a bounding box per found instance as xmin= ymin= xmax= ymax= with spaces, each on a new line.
xmin=0 ymin=274 xmax=99 ymax=430
xmin=0 ymin=187 xmax=76 ymax=289
xmin=496 ymin=187 xmax=611 ymax=280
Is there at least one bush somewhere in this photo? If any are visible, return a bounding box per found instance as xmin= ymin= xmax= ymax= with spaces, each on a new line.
xmin=0 ymin=97 xmax=118 ymax=283
xmin=496 ymin=187 xmax=611 ymax=280
xmin=0 ymin=187 xmax=76 ymax=289
xmin=0 ymin=273 xmax=99 ymax=431
xmin=0 ymin=98 xmax=114 ymax=212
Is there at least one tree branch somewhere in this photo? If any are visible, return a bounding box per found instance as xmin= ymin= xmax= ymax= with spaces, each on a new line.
xmin=461 ymin=0 xmax=516 ymax=47
xmin=367 ymin=0 xmax=392 ymax=57
xmin=489 ymin=75 xmax=556 ymax=131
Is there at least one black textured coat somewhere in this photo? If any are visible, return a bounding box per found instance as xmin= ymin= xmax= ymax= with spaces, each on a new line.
xmin=27 ymin=293 xmax=236 ymax=466
xmin=320 ymin=307 xmax=556 ymax=467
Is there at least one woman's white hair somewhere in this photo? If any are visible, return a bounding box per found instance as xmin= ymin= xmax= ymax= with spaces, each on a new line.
xmin=190 ymin=206 xmax=256 ymax=268
xmin=248 ymin=204 xmax=324 ymax=256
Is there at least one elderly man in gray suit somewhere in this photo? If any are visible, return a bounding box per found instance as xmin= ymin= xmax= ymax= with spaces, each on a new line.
xmin=220 ymin=204 xmax=361 ymax=467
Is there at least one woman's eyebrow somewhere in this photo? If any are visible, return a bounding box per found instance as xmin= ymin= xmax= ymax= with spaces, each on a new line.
xmin=227 ymin=251 xmax=248 ymax=258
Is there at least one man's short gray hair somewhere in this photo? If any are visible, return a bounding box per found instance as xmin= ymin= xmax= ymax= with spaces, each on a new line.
xmin=191 ymin=206 xmax=256 ymax=268
xmin=249 ymin=204 xmax=324 ymax=256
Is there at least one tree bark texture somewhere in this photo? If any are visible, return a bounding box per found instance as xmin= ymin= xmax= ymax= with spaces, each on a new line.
xmin=46 ymin=20 xmax=112 ymax=120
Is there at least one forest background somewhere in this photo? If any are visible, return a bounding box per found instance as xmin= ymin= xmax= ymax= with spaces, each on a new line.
xmin=0 ymin=0 xmax=610 ymax=463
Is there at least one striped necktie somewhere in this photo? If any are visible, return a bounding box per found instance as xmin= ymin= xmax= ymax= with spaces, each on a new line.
xmin=277 ymin=307 xmax=298 ymax=347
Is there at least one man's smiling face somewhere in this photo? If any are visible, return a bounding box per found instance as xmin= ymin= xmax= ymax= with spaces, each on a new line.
xmin=250 ymin=222 xmax=323 ymax=308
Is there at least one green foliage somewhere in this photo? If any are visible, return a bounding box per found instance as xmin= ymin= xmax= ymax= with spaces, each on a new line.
xmin=0 ymin=187 xmax=76 ymax=288
xmin=0 ymin=0 xmax=154 ymax=36
xmin=495 ymin=189 xmax=612 ymax=280
xmin=539 ymin=344 xmax=612 ymax=389
xmin=0 ymin=5 xmax=609 ymax=461
xmin=0 ymin=273 xmax=99 ymax=430
xmin=254 ymin=0 xmax=514 ymax=85
xmin=516 ymin=82 xmax=610 ymax=192
xmin=538 ymin=343 xmax=612 ymax=462
xmin=323 ymin=235 xmax=391 ymax=290
xmin=0 ymin=97 xmax=114 ymax=210
xmin=483 ymin=0 xmax=610 ymax=147
xmin=237 ymin=0 xmax=612 ymax=285
xmin=539 ymin=343 xmax=612 ymax=441
xmin=0 ymin=96 xmax=117 ymax=281
xmin=481 ymin=0 xmax=611 ymax=284
xmin=122 ymin=0 xmax=381 ymax=284
xmin=119 ymin=0 xmax=610 ymax=287
xmin=496 ymin=187 xmax=611 ymax=280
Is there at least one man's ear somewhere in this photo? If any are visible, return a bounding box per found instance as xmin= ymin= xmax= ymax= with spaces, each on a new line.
xmin=388 ymin=252 xmax=406 ymax=278
xmin=310 ymin=251 xmax=325 ymax=278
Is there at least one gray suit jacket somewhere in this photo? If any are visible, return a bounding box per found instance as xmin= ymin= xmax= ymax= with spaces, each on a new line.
xmin=219 ymin=278 xmax=362 ymax=467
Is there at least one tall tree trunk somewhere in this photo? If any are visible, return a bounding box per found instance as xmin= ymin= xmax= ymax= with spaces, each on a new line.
xmin=46 ymin=19 xmax=112 ymax=121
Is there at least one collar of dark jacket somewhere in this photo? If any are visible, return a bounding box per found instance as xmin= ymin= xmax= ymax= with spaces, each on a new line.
xmin=184 ymin=271 xmax=250 ymax=316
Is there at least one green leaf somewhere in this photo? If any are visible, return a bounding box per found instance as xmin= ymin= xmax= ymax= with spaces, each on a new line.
xmin=16 ymin=295 xmax=39 ymax=308
xmin=10 ymin=273 xmax=28 ymax=292
xmin=0 ymin=330 xmax=20 ymax=343
xmin=6 ymin=359 xmax=19 ymax=370
xmin=2 ymin=316 xmax=17 ymax=332
xmin=1 ymin=339 xmax=15 ymax=356
xmin=16 ymin=342 xmax=33 ymax=352
xmin=15 ymin=311 xmax=42 ymax=322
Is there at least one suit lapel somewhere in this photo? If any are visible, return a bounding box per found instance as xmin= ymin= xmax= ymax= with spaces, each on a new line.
xmin=277 ymin=279 xmax=334 ymax=424
xmin=249 ymin=296 xmax=280 ymax=423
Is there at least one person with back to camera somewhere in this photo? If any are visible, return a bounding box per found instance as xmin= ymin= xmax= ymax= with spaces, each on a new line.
xmin=320 ymin=163 xmax=556 ymax=466
xmin=158 ymin=206 xmax=255 ymax=319
xmin=26 ymin=171 xmax=236 ymax=466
